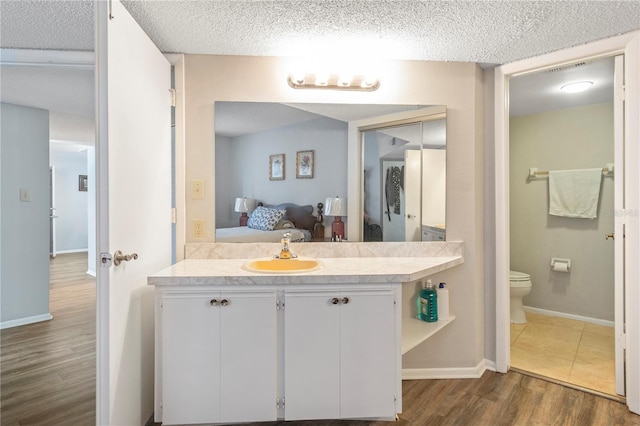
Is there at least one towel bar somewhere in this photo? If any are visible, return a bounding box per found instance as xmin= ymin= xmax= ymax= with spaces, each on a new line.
xmin=529 ymin=165 xmax=613 ymax=178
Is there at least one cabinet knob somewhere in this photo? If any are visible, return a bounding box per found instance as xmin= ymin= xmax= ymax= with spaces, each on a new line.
xmin=210 ymin=299 xmax=218 ymax=306
xmin=221 ymin=299 xmax=229 ymax=306
xmin=341 ymin=297 xmax=350 ymax=304
xmin=331 ymin=297 xmax=340 ymax=305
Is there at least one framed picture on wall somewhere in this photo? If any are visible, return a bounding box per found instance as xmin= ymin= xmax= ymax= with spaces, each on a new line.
xmin=269 ymin=154 xmax=285 ymax=180
xmin=79 ymin=175 xmax=88 ymax=191
xmin=296 ymin=150 xmax=314 ymax=179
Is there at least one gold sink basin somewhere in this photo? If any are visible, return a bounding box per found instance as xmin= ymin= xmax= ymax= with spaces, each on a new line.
xmin=243 ymin=258 xmax=321 ymax=273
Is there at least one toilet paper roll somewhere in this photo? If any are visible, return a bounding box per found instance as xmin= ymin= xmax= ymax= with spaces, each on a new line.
xmin=552 ymin=263 xmax=569 ymax=272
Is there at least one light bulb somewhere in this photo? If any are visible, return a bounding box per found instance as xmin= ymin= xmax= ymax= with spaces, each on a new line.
xmin=560 ymin=81 xmax=593 ymax=93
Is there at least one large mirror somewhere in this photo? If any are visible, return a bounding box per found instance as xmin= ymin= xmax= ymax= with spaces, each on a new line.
xmin=214 ymin=102 xmax=445 ymax=242
xmin=362 ymin=113 xmax=446 ymax=242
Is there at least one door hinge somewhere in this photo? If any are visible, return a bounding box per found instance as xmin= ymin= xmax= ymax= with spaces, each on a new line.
xmin=171 ymin=207 xmax=177 ymax=224
xmin=100 ymin=252 xmax=113 ymax=267
xmin=169 ymin=88 xmax=176 ymax=107
xmin=276 ymin=299 xmax=285 ymax=310
xmin=616 ymin=85 xmax=626 ymax=102
xmin=618 ymin=332 xmax=626 ymax=349
xmin=276 ymin=397 xmax=285 ymax=408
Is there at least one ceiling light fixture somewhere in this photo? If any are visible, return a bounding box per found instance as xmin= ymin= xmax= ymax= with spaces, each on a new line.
xmin=288 ymin=72 xmax=380 ymax=91
xmin=560 ymin=81 xmax=593 ymax=94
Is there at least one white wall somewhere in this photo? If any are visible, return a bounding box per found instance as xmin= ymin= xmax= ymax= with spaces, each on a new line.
xmin=182 ymin=55 xmax=485 ymax=372
xmin=216 ymin=117 xmax=348 ymax=231
xmin=50 ymin=149 xmax=89 ymax=253
xmin=1 ymin=103 xmax=51 ymax=326
xmin=510 ymin=102 xmax=614 ymax=321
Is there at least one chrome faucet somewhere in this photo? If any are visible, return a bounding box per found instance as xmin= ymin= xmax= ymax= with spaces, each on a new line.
xmin=279 ymin=232 xmax=292 ymax=259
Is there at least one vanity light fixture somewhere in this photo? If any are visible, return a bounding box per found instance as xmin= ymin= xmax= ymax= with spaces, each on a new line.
xmin=235 ymin=197 xmax=256 ymax=227
xmin=560 ymin=81 xmax=593 ymax=93
xmin=288 ymin=72 xmax=380 ymax=91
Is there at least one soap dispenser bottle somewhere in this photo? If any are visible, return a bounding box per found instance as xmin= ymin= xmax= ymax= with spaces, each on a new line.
xmin=437 ymin=282 xmax=449 ymax=321
xmin=417 ymin=279 xmax=438 ymax=322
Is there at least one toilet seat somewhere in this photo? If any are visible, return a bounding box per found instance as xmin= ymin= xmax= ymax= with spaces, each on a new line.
xmin=510 ymin=271 xmax=532 ymax=288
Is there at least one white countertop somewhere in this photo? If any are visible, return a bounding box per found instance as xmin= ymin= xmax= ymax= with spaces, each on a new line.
xmin=148 ymin=255 xmax=463 ymax=286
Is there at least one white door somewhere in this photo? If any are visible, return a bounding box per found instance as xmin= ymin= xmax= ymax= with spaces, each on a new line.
xmin=162 ymin=294 xmax=220 ymax=425
xmin=613 ymin=54 xmax=625 ymax=396
xmin=404 ymin=149 xmax=421 ymax=241
xmin=339 ymin=289 xmax=396 ymax=419
xmin=49 ymin=166 xmax=57 ymax=257
xmin=220 ymin=291 xmax=278 ymax=422
xmin=284 ymin=290 xmax=341 ymax=420
xmin=95 ymin=1 xmax=172 ymax=424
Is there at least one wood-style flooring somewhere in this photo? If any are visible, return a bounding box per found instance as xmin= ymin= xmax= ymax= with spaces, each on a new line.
xmin=3 ymin=253 xmax=639 ymax=426
xmin=1 ymin=252 xmax=95 ymax=426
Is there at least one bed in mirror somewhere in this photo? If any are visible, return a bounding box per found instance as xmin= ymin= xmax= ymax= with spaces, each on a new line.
xmin=214 ymin=102 xmax=445 ymax=242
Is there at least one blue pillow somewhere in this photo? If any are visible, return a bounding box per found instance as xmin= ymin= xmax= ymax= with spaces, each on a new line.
xmin=247 ymin=206 xmax=286 ymax=231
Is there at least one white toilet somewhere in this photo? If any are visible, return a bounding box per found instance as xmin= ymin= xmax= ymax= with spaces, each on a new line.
xmin=510 ymin=270 xmax=532 ymax=324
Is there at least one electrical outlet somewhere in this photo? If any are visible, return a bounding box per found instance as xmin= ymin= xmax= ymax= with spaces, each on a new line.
xmin=191 ymin=179 xmax=205 ymax=200
xmin=193 ymin=219 xmax=205 ymax=239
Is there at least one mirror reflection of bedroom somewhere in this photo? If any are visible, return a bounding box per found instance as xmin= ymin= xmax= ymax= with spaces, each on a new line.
xmin=213 ymin=102 xmax=445 ymax=243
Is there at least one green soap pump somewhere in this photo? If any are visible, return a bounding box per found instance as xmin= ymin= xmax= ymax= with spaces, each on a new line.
xmin=417 ymin=279 xmax=438 ymax=322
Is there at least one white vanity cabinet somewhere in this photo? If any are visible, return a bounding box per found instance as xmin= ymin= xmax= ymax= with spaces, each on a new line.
xmin=159 ymin=290 xmax=278 ymax=425
xmin=284 ymin=288 xmax=397 ymax=421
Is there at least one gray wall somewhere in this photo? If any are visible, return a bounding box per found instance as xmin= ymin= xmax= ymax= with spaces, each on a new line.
xmin=510 ymin=102 xmax=614 ymax=321
xmin=1 ymin=103 xmax=51 ymax=325
xmin=216 ymin=117 xmax=348 ymax=231
xmin=50 ymin=149 xmax=88 ymax=253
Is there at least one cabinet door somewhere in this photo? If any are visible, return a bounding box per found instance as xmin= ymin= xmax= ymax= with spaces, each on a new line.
xmin=220 ymin=291 xmax=278 ymax=422
xmin=340 ymin=289 xmax=397 ymax=419
xmin=162 ymin=293 xmax=221 ymax=425
xmin=284 ymin=291 xmax=340 ymax=420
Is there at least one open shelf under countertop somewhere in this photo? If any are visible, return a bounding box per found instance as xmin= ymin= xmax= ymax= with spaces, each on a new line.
xmin=402 ymin=315 xmax=456 ymax=355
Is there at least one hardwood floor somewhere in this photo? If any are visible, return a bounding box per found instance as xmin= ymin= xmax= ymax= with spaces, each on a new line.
xmin=3 ymin=253 xmax=638 ymax=426
xmin=1 ymin=252 xmax=95 ymax=426
xmin=241 ymin=371 xmax=640 ymax=426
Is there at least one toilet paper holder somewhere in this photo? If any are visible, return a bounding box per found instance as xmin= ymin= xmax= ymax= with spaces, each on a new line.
xmin=550 ymin=257 xmax=571 ymax=272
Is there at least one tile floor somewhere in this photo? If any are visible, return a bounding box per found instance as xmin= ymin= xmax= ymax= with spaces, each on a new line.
xmin=510 ymin=311 xmax=616 ymax=396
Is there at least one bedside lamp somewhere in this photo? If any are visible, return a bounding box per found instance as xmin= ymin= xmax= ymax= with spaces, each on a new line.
xmin=235 ymin=197 xmax=256 ymax=226
xmin=325 ymin=196 xmax=347 ymax=240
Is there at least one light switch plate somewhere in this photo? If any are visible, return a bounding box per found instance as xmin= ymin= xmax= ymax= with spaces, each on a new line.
xmin=191 ymin=180 xmax=204 ymax=200
xmin=19 ymin=188 xmax=31 ymax=202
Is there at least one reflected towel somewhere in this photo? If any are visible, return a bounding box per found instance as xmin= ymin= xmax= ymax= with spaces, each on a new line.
xmin=549 ymin=168 xmax=602 ymax=219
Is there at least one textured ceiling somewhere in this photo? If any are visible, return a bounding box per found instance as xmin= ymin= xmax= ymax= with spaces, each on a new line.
xmin=0 ymin=1 xmax=637 ymax=142
xmin=1 ymin=1 xmax=639 ymax=65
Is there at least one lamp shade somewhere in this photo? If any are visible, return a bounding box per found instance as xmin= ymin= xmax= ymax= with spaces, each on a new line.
xmin=234 ymin=197 xmax=256 ymax=213
xmin=325 ymin=197 xmax=347 ymax=216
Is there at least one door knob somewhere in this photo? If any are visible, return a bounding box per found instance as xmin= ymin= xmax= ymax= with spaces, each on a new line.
xmin=331 ymin=297 xmax=340 ymax=305
xmin=605 ymin=233 xmax=615 ymax=240
xmin=210 ymin=299 xmax=218 ymax=306
xmin=341 ymin=297 xmax=350 ymax=304
xmin=113 ymin=250 xmax=139 ymax=266
xmin=220 ymin=299 xmax=229 ymax=306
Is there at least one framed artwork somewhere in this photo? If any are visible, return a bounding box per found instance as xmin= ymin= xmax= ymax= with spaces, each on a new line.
xmin=296 ymin=150 xmax=314 ymax=179
xmin=78 ymin=175 xmax=88 ymax=191
xmin=269 ymin=154 xmax=285 ymax=180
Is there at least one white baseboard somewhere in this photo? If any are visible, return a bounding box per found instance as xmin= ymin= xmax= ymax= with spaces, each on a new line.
xmin=524 ymin=306 xmax=614 ymax=328
xmin=402 ymin=359 xmax=496 ymax=380
xmin=55 ymin=248 xmax=89 ymax=255
xmin=1 ymin=313 xmax=53 ymax=330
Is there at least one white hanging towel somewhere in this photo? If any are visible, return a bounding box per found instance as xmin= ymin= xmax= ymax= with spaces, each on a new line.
xmin=549 ymin=168 xmax=602 ymax=219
